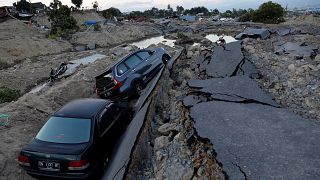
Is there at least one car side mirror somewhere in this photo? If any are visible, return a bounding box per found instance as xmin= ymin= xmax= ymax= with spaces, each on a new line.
xmin=148 ymin=51 xmax=154 ymax=55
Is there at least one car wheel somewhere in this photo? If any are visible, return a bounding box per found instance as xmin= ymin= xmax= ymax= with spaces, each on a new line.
xmin=135 ymin=83 xmax=144 ymax=96
xmin=162 ymin=54 xmax=171 ymax=64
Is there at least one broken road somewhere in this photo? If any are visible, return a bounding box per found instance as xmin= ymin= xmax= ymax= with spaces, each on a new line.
xmin=187 ymin=41 xmax=320 ymax=179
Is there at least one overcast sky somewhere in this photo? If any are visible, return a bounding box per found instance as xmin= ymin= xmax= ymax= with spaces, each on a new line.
xmin=1 ymin=0 xmax=319 ymax=12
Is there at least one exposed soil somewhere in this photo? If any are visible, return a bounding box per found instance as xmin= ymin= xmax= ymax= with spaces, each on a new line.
xmin=0 ymin=19 xmax=72 ymax=66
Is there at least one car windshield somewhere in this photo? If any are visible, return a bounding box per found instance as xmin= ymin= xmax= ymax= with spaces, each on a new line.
xmin=36 ymin=116 xmax=91 ymax=144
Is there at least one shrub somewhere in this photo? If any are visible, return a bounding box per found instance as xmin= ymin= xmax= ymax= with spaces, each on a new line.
xmin=239 ymin=1 xmax=285 ymax=24
xmin=0 ymin=87 xmax=20 ymax=103
xmin=101 ymin=7 xmax=122 ymax=19
xmin=93 ymin=23 xmax=101 ymax=31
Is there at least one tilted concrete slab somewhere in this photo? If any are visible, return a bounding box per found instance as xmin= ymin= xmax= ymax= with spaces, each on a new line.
xmin=205 ymin=41 xmax=244 ymax=77
xmin=188 ymin=76 xmax=279 ymax=107
xmin=190 ymin=101 xmax=320 ymax=180
xmin=274 ymin=42 xmax=318 ymax=57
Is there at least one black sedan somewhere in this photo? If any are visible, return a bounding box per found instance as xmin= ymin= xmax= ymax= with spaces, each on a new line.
xmin=18 ymin=99 xmax=130 ymax=179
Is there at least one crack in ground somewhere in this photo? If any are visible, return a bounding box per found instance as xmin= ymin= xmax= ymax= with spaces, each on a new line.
xmin=232 ymin=162 xmax=248 ymax=180
xmin=188 ymin=91 xmax=279 ymax=108
xmin=231 ymin=58 xmax=245 ymax=77
xmin=227 ymin=150 xmax=248 ymax=180
xmin=187 ymin=112 xmax=229 ymax=180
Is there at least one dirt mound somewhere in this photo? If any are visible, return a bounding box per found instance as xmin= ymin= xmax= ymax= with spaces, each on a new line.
xmin=71 ymin=23 xmax=159 ymax=47
xmin=33 ymin=11 xmax=106 ymax=27
xmin=283 ymin=14 xmax=320 ymax=26
xmin=72 ymin=11 xmax=105 ymax=26
xmin=0 ymin=19 xmax=72 ymax=66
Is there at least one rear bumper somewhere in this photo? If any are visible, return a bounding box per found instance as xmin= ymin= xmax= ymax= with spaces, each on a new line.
xmin=22 ymin=167 xmax=94 ymax=180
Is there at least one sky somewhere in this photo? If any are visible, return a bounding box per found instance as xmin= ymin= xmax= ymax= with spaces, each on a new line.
xmin=1 ymin=0 xmax=319 ymax=12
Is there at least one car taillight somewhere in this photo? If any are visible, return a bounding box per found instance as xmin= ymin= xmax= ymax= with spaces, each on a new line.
xmin=68 ymin=160 xmax=89 ymax=170
xmin=18 ymin=155 xmax=30 ymax=166
xmin=112 ymin=78 xmax=123 ymax=90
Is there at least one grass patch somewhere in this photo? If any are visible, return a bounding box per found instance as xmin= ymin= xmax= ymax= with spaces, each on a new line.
xmin=0 ymin=87 xmax=20 ymax=103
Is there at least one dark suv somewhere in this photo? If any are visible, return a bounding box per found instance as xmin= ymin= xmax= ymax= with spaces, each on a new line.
xmin=18 ymin=99 xmax=130 ymax=179
xmin=95 ymin=48 xmax=171 ymax=99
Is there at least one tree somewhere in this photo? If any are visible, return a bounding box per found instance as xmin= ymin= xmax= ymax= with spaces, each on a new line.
xmin=239 ymin=1 xmax=285 ymax=24
xmin=92 ymin=1 xmax=98 ymax=11
xmin=13 ymin=0 xmax=32 ymax=12
xmin=212 ymin=8 xmax=219 ymax=15
xmin=176 ymin=5 xmax=184 ymax=14
xmin=253 ymin=1 xmax=284 ymax=23
xmin=101 ymin=7 xmax=122 ymax=19
xmin=71 ymin=0 xmax=82 ymax=9
xmin=48 ymin=0 xmax=78 ymax=37
xmin=184 ymin=6 xmax=209 ymax=15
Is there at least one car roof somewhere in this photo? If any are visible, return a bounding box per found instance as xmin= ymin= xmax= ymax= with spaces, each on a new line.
xmin=53 ymin=98 xmax=111 ymax=119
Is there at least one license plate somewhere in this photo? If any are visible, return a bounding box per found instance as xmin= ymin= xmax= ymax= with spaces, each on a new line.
xmin=38 ymin=161 xmax=60 ymax=171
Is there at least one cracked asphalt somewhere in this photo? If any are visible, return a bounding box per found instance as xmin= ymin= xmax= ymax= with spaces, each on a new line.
xmin=187 ymin=42 xmax=320 ymax=179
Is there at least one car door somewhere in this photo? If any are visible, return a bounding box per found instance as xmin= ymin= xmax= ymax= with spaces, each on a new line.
xmin=98 ymin=104 xmax=118 ymax=150
xmin=136 ymin=51 xmax=156 ymax=82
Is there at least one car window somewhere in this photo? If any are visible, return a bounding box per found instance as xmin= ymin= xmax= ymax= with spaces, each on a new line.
xmin=117 ymin=63 xmax=129 ymax=75
xmin=36 ymin=116 xmax=91 ymax=144
xmin=124 ymin=55 xmax=142 ymax=69
xmin=136 ymin=51 xmax=150 ymax=60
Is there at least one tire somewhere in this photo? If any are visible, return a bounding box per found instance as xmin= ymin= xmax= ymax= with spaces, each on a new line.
xmin=162 ymin=54 xmax=171 ymax=64
xmin=134 ymin=82 xmax=144 ymax=96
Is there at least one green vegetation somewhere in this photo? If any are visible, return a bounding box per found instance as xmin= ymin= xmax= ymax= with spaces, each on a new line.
xmin=48 ymin=0 xmax=78 ymax=38
xmin=13 ymin=0 xmax=32 ymax=13
xmin=239 ymin=1 xmax=285 ymax=24
xmin=184 ymin=6 xmax=209 ymax=15
xmin=125 ymin=5 xmax=218 ymax=19
xmin=94 ymin=23 xmax=101 ymax=31
xmin=92 ymin=1 xmax=98 ymax=11
xmin=0 ymin=87 xmax=20 ymax=103
xmin=101 ymin=7 xmax=122 ymax=19
xmin=71 ymin=0 xmax=82 ymax=9
xmin=221 ymin=8 xmax=248 ymax=18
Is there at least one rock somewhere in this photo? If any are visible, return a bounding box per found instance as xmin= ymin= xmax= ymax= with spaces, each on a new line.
xmin=154 ymin=136 xmax=170 ymax=151
xmin=305 ymin=97 xmax=316 ymax=108
xmin=287 ymin=81 xmax=294 ymax=88
xmin=75 ymin=45 xmax=86 ymax=51
xmin=288 ymin=64 xmax=295 ymax=71
xmin=189 ymin=44 xmax=200 ymax=52
xmin=187 ymin=51 xmax=194 ymax=58
xmin=86 ymin=42 xmax=96 ymax=50
xmin=197 ymin=166 xmax=205 ymax=176
xmin=158 ymin=123 xmax=177 ymax=136
xmin=165 ymin=162 xmax=194 ymax=180
xmin=315 ymin=55 xmax=320 ymax=62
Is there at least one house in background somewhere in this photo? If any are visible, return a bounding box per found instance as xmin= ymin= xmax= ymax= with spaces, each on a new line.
xmin=180 ymin=15 xmax=196 ymax=22
xmin=31 ymin=2 xmax=46 ymax=14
